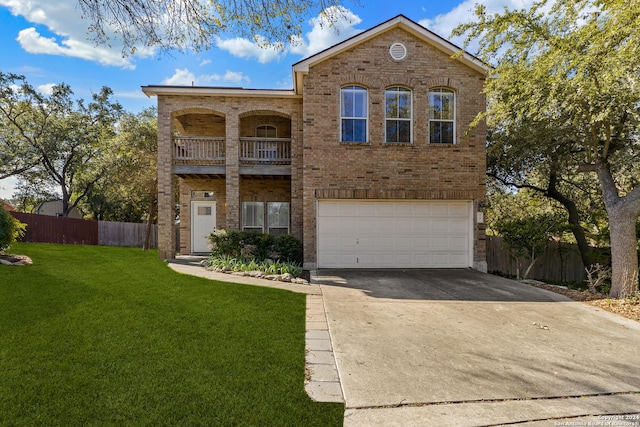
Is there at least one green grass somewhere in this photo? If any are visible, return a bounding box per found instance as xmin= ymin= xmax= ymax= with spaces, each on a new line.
xmin=0 ymin=243 xmax=343 ymax=426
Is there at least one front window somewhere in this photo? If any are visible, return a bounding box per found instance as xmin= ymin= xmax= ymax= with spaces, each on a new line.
xmin=267 ymin=202 xmax=290 ymax=236
xmin=341 ymin=85 xmax=368 ymax=142
xmin=242 ymin=201 xmax=290 ymax=235
xmin=429 ymin=88 xmax=455 ymax=144
xmin=385 ymin=86 xmax=412 ymax=143
xmin=242 ymin=202 xmax=264 ymax=232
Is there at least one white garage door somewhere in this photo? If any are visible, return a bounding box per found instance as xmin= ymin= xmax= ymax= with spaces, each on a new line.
xmin=317 ymin=200 xmax=472 ymax=268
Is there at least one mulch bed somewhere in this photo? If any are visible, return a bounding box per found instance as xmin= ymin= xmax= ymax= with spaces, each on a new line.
xmin=528 ymin=282 xmax=640 ymax=322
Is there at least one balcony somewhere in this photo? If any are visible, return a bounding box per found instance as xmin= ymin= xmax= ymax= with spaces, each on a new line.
xmin=173 ymin=136 xmax=225 ymax=164
xmin=171 ymin=136 xmax=291 ymax=177
xmin=239 ymin=138 xmax=291 ymax=165
xmin=239 ymin=138 xmax=292 ymax=176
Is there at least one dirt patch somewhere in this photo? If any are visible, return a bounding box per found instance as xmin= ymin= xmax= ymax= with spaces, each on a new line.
xmin=528 ymin=282 xmax=640 ymax=322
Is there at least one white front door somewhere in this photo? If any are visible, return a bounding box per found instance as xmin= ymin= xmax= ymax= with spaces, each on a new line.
xmin=191 ymin=201 xmax=216 ymax=253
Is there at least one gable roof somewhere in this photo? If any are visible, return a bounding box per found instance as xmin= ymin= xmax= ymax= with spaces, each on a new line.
xmin=292 ymin=14 xmax=488 ymax=94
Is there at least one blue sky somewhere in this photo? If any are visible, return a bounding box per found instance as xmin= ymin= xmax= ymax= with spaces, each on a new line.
xmin=0 ymin=0 xmax=533 ymax=199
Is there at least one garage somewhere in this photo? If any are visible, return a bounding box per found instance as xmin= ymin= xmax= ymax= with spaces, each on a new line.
xmin=317 ymin=200 xmax=473 ymax=268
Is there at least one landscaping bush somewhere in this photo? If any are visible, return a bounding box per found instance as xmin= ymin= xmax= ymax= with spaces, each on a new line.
xmin=274 ymin=233 xmax=303 ymax=264
xmin=206 ymin=229 xmax=303 ymax=277
xmin=0 ymin=205 xmax=26 ymax=253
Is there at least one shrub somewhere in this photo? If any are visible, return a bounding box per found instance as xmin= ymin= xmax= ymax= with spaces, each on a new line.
xmin=274 ymin=234 xmax=303 ymax=264
xmin=208 ymin=229 xmax=299 ymax=263
xmin=0 ymin=205 xmax=26 ymax=253
xmin=205 ymin=229 xmax=303 ymax=277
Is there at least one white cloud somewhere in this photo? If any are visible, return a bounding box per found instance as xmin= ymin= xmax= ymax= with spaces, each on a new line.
xmin=36 ymin=83 xmax=55 ymax=95
xmin=419 ymin=0 xmax=539 ymax=51
xmin=213 ymin=6 xmax=363 ymax=64
xmin=163 ymin=68 xmax=250 ymax=86
xmin=289 ymin=6 xmax=363 ymax=58
xmin=1 ymin=0 xmax=155 ymax=69
xmin=199 ymin=59 xmax=212 ymax=66
xmin=215 ymin=36 xmax=285 ymax=64
xmin=163 ymin=69 xmax=197 ymax=86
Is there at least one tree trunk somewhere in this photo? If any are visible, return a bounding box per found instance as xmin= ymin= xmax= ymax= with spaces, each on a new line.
xmin=607 ymin=210 xmax=639 ymax=298
xmin=546 ymin=186 xmax=594 ymax=269
xmin=595 ymin=163 xmax=640 ymax=298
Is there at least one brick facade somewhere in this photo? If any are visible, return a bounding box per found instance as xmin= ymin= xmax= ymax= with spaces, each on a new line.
xmin=144 ymin=15 xmax=487 ymax=270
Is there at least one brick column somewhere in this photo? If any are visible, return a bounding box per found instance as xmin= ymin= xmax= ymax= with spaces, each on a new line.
xmin=157 ymin=98 xmax=176 ymax=259
xmin=225 ymin=112 xmax=240 ymax=229
xmin=290 ymin=104 xmax=304 ymax=242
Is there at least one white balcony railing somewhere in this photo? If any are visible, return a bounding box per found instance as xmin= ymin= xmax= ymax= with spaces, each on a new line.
xmin=239 ymin=138 xmax=291 ymax=165
xmin=173 ymin=137 xmax=225 ymax=162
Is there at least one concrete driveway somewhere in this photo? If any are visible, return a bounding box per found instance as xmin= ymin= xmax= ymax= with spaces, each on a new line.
xmin=314 ymin=269 xmax=640 ymax=426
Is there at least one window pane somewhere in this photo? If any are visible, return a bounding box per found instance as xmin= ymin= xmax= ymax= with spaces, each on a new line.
xmin=242 ymin=202 xmax=264 ymax=229
xmin=341 ymin=91 xmax=353 ymax=117
xmin=353 ymin=119 xmax=366 ymax=142
xmin=386 ymin=121 xmax=398 ymax=143
xmin=441 ymin=122 xmax=454 ymax=144
xmin=398 ymin=92 xmax=411 ymax=119
xmin=385 ymin=91 xmax=397 ymax=118
xmin=398 ymin=121 xmax=411 ymax=143
xmin=441 ymin=92 xmax=454 ymax=120
xmin=268 ymin=202 xmax=289 ymax=228
xmin=429 ymin=92 xmax=442 ymax=119
xmin=354 ymin=91 xmax=367 ymax=117
xmin=430 ymin=122 xmax=442 ymax=144
xmin=342 ymin=119 xmax=354 ymax=142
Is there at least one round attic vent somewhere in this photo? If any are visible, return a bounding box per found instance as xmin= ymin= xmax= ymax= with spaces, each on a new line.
xmin=389 ymin=42 xmax=407 ymax=61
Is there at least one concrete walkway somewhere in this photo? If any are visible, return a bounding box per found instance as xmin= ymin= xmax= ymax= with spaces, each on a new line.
xmin=167 ymin=257 xmax=344 ymax=403
xmin=314 ymin=269 xmax=640 ymax=426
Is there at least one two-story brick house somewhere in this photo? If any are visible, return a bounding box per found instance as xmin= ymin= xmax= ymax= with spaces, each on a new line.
xmin=142 ymin=15 xmax=488 ymax=271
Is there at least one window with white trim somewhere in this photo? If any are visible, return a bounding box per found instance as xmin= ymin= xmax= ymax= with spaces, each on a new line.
xmin=267 ymin=202 xmax=290 ymax=236
xmin=340 ymin=85 xmax=368 ymax=142
xmin=242 ymin=201 xmax=290 ymax=235
xmin=429 ymin=88 xmax=456 ymax=144
xmin=242 ymin=202 xmax=264 ymax=232
xmin=385 ymin=86 xmax=412 ymax=143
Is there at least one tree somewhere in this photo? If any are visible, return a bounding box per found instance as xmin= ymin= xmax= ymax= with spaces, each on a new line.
xmin=77 ymin=0 xmax=355 ymax=55
xmin=0 ymin=72 xmax=122 ymax=217
xmin=454 ymin=0 xmax=640 ymax=298
xmin=82 ymin=108 xmax=158 ymax=249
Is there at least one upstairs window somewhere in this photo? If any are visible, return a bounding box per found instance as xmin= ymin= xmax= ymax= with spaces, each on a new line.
xmin=340 ymin=85 xmax=368 ymax=142
xmin=429 ymin=88 xmax=455 ymax=144
xmin=385 ymin=86 xmax=412 ymax=143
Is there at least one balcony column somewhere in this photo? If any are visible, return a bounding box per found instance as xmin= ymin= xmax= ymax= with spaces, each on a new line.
xmin=225 ymin=113 xmax=240 ymax=229
xmin=157 ymin=99 xmax=176 ymax=259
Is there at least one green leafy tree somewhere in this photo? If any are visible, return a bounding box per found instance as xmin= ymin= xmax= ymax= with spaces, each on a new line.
xmin=0 ymin=72 xmax=122 ymax=217
xmin=77 ymin=0 xmax=356 ymax=55
xmin=83 ymin=108 xmax=158 ymax=223
xmin=454 ymin=0 xmax=640 ymax=298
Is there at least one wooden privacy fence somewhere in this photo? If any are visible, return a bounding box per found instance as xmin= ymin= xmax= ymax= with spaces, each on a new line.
xmin=98 ymin=221 xmax=157 ymax=248
xmin=10 ymin=212 xmax=98 ymax=245
xmin=487 ymin=235 xmax=590 ymax=283
xmin=9 ymin=212 xmax=169 ymax=249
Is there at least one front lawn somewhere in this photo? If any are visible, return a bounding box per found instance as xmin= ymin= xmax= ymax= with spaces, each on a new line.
xmin=0 ymin=243 xmax=343 ymax=426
